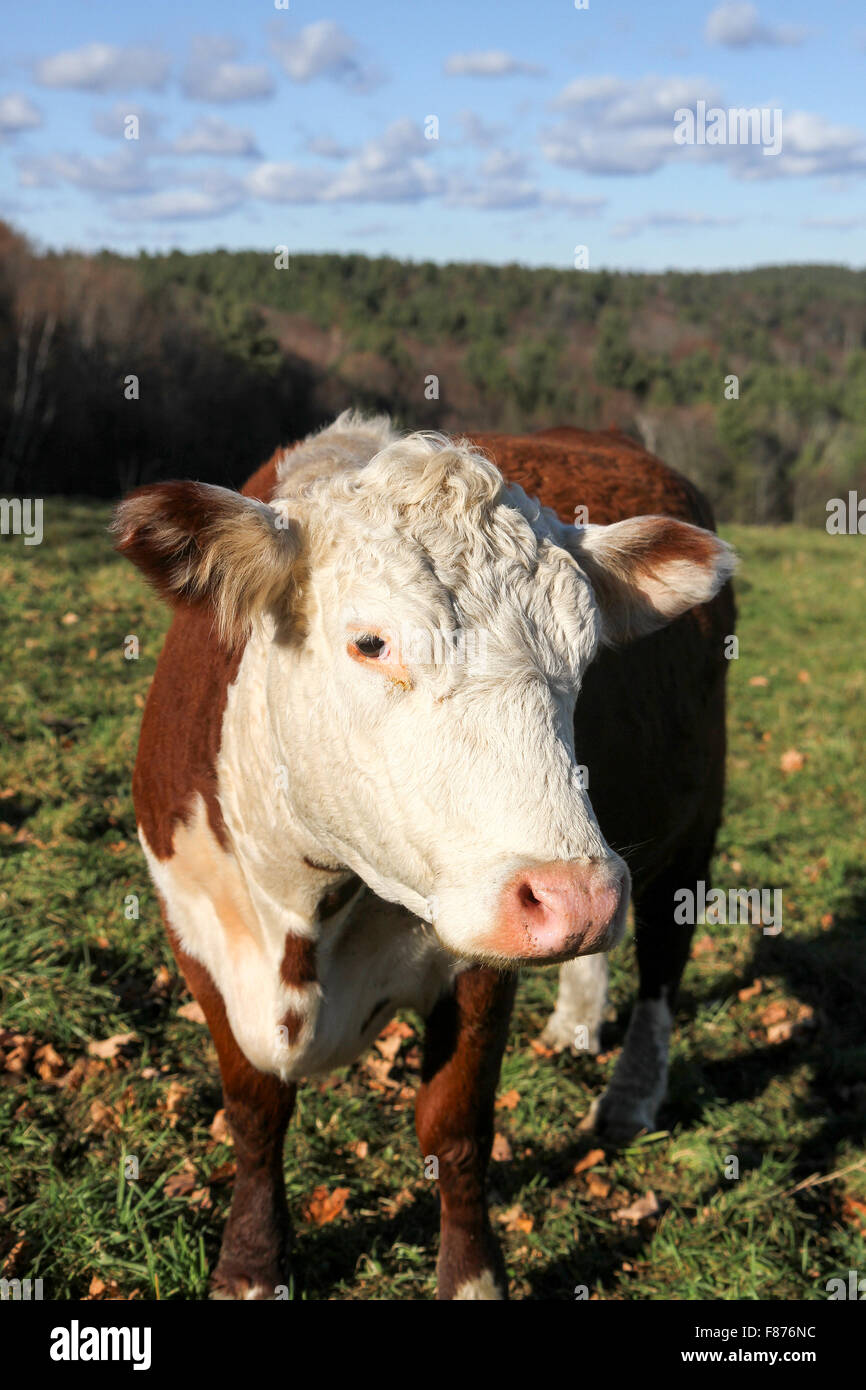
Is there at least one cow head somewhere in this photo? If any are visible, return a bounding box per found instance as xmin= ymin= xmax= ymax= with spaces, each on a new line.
xmin=114 ymin=423 xmax=735 ymax=969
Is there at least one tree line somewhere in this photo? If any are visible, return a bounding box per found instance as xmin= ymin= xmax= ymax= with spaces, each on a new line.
xmin=2 ymin=220 xmax=865 ymax=525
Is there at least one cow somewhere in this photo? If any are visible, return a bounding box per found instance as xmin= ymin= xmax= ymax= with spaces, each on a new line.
xmin=112 ymin=412 xmax=735 ymax=1301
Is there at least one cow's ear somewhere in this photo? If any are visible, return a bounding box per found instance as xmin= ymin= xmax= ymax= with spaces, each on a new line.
xmin=112 ymin=481 xmax=302 ymax=646
xmin=566 ymin=515 xmax=736 ymax=645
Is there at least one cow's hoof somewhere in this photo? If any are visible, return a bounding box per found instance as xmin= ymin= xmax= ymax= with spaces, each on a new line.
xmin=538 ymin=1014 xmax=601 ymax=1054
xmin=437 ymin=1225 xmax=508 ymax=1301
xmin=451 ymin=1270 xmax=506 ymax=1300
xmin=579 ymin=1091 xmax=656 ymax=1144
xmin=210 ymin=1264 xmax=290 ymax=1301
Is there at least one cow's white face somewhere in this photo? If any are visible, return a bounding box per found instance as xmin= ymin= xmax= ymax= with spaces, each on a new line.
xmin=114 ymin=428 xmax=735 ymax=968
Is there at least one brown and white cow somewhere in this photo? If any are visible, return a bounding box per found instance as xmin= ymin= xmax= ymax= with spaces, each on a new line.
xmin=113 ymin=412 xmax=735 ymax=1300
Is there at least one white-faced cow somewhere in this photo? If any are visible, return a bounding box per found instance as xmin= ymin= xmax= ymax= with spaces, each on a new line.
xmin=113 ymin=412 xmax=735 ymax=1300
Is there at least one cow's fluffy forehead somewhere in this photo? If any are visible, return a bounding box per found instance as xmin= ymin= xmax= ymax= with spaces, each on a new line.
xmin=271 ymin=415 xmax=601 ymax=686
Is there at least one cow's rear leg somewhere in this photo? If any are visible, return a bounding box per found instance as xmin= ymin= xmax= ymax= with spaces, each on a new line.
xmin=415 ymin=966 xmax=517 ymax=1300
xmin=583 ymin=853 xmax=706 ymax=1142
xmin=539 ymin=952 xmax=608 ymax=1053
xmin=171 ymin=939 xmax=296 ymax=1300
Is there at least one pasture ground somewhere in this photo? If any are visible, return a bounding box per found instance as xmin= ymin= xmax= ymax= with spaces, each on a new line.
xmin=1 ymin=508 xmax=865 ymax=1300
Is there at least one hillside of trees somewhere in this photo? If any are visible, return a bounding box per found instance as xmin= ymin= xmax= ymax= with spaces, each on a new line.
xmin=2 ymin=220 xmax=866 ymax=524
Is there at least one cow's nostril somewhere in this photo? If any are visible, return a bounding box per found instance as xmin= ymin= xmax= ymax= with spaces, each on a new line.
xmin=517 ymin=881 xmax=541 ymax=910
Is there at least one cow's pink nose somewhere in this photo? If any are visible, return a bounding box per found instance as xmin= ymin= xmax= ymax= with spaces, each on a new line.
xmin=486 ymin=859 xmax=627 ymax=964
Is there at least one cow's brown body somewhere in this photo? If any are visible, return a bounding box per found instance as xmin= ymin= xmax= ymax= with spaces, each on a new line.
xmin=132 ymin=426 xmax=733 ymax=1298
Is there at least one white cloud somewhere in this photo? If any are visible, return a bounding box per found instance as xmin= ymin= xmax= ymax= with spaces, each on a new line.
xmin=270 ymin=21 xmax=383 ymax=91
xmin=247 ymin=117 xmax=438 ymax=204
xmin=306 ymin=135 xmax=353 ymax=159
xmin=173 ymin=116 xmax=259 ymax=157
xmin=611 ymin=210 xmax=742 ymax=239
xmin=457 ymin=110 xmax=504 ymax=148
xmin=444 ymin=50 xmax=545 ymax=77
xmin=0 ymin=93 xmax=43 ymax=133
xmin=92 ymin=103 xmax=163 ymax=143
xmin=34 ymin=42 xmax=170 ymax=91
xmin=705 ymin=3 xmax=807 ymax=48
xmin=182 ymin=37 xmax=274 ymax=102
xmin=17 ymin=148 xmax=153 ymax=194
xmin=112 ymin=183 xmax=243 ymax=221
xmin=543 ymin=74 xmax=866 ymax=180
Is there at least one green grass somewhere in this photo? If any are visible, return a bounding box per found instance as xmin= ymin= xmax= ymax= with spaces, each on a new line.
xmin=1 ymin=509 xmax=865 ymax=1300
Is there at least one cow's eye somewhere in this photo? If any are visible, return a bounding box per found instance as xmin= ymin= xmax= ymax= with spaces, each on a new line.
xmin=352 ymin=634 xmax=387 ymax=658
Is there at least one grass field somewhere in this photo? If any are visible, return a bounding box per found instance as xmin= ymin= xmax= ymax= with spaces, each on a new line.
xmin=1 ymin=507 xmax=865 ymax=1301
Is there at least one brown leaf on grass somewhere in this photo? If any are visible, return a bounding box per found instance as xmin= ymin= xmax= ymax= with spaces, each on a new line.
xmin=760 ymin=1001 xmax=788 ymax=1026
xmin=209 ymin=1109 xmax=232 ymax=1145
xmin=177 ymin=1001 xmax=206 ymax=1025
xmin=374 ymin=1032 xmax=404 ymax=1064
xmin=738 ymin=979 xmax=763 ymax=1002
xmin=842 ymin=1197 xmax=866 ymax=1234
xmin=34 ymin=1043 xmax=66 ymax=1080
xmin=88 ymin=1099 xmax=120 ymax=1133
xmin=749 ymin=675 xmax=769 ymax=687
xmin=573 ymin=1147 xmax=606 ymax=1174
xmin=189 ymin=1188 xmax=212 ymax=1210
xmin=495 ymin=1088 xmax=520 ymax=1111
xmin=61 ymin=612 xmax=79 ymax=625
xmin=151 ymin=965 xmax=172 ymax=996
xmin=797 ymin=670 xmax=811 ymax=684
xmin=586 ymin=1173 xmax=611 ymax=1200
xmin=1 ymin=1237 xmax=27 ymax=1276
xmin=303 ymin=1185 xmax=350 ymax=1225
xmin=164 ymin=1080 xmax=188 ymax=1126
xmin=529 ymin=1038 xmax=555 ymax=1058
xmin=820 ymin=913 xmax=834 ymax=930
xmin=497 ymin=1203 xmax=533 ymax=1234
xmin=349 ymin=1139 xmax=369 ymax=1159
xmin=165 ymin=1162 xmax=197 ymax=1199
xmin=780 ymin=748 xmax=805 ymax=773
xmin=766 ymin=1004 xmax=815 ymax=1045
xmin=1 ymin=1032 xmax=35 ymax=1075
xmin=381 ymin=1188 xmax=415 ymax=1218
xmin=491 ymin=1132 xmax=513 ymax=1163
xmin=87 ymin=1032 xmax=138 ymax=1060
xmin=612 ymin=1191 xmax=660 ymax=1224
xmin=692 ymin=934 xmax=715 ymax=957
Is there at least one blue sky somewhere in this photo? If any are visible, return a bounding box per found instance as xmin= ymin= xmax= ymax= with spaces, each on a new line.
xmin=1 ymin=0 xmax=864 ymax=271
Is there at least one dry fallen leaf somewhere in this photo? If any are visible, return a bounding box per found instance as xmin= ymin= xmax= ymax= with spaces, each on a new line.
xmin=209 ymin=1109 xmax=231 ymax=1145
xmin=574 ymin=1147 xmax=606 ymax=1174
xmin=495 ymin=1088 xmax=520 ymax=1111
xmin=613 ymin=1191 xmax=660 ymax=1224
xmin=738 ymin=980 xmax=763 ymax=1002
xmin=87 ymin=1032 xmax=138 ymax=1060
xmin=303 ymin=1185 xmax=350 ymax=1225
xmin=349 ymin=1139 xmax=369 ymax=1159
xmin=797 ymin=670 xmax=811 ymax=684
xmin=491 ymin=1132 xmax=513 ymax=1162
xmin=497 ymin=1203 xmax=533 ymax=1234
xmin=61 ymin=612 xmax=79 ymax=625
xmin=780 ymin=748 xmax=805 ymax=774
xmin=177 ymin=1001 xmax=206 ymax=1025
xmin=749 ymin=675 xmax=769 ymax=687
xmin=586 ymin=1173 xmax=611 ymax=1200
xmin=165 ymin=1162 xmax=197 ymax=1199
xmin=164 ymin=1080 xmax=188 ymax=1125
xmin=529 ymin=1038 xmax=555 ymax=1058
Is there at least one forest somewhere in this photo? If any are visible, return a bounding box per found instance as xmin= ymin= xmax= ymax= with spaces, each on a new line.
xmin=2 ymin=219 xmax=865 ymax=525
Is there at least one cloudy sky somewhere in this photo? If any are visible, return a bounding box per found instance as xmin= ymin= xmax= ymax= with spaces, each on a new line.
xmin=1 ymin=0 xmax=864 ymax=270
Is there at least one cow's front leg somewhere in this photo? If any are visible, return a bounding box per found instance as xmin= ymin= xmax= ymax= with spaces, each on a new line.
xmin=172 ymin=941 xmax=297 ymax=1301
xmin=415 ymin=965 xmax=517 ymax=1301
